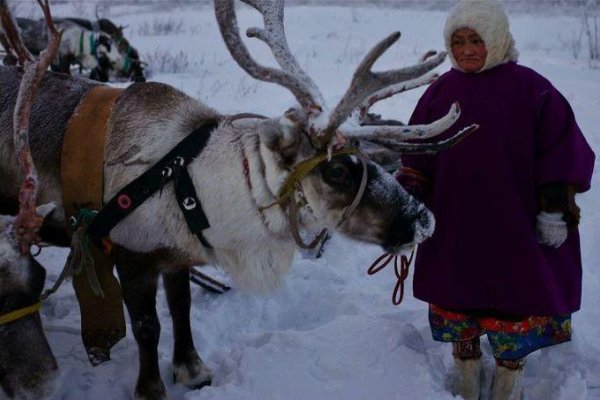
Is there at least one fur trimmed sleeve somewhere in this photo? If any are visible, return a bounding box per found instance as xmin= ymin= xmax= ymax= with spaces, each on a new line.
xmin=534 ymin=85 xmax=595 ymax=193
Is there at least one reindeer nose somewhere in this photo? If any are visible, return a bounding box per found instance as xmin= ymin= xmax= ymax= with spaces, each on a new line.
xmin=383 ymin=207 xmax=435 ymax=254
xmin=412 ymin=208 xmax=435 ymax=244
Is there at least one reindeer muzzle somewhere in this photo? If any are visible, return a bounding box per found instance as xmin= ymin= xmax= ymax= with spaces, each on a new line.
xmin=383 ymin=206 xmax=434 ymax=254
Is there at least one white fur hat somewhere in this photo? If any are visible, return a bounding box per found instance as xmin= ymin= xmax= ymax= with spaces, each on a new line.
xmin=444 ymin=0 xmax=519 ymax=72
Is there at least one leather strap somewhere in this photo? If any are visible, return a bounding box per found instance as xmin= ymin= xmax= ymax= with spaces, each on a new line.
xmin=61 ymin=86 xmax=126 ymax=366
xmin=86 ymin=120 xmax=218 ymax=249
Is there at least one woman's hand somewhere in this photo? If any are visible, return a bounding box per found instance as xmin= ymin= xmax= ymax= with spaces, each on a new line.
xmin=536 ymin=212 xmax=568 ymax=248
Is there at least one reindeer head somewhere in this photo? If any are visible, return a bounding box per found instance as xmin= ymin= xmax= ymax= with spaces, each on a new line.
xmin=0 ymin=206 xmax=58 ymax=399
xmin=0 ymin=205 xmax=54 ymax=313
xmin=215 ymin=0 xmax=477 ymax=252
xmin=86 ymin=31 xmax=122 ymax=82
xmin=93 ymin=20 xmax=145 ymax=82
xmin=113 ymin=39 xmax=146 ymax=82
xmin=0 ymin=2 xmax=59 ymax=396
xmin=215 ymin=0 xmax=474 ymax=252
xmin=94 ymin=31 xmax=121 ymax=67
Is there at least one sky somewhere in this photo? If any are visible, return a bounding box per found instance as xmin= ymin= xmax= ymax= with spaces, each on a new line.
xmin=14 ymin=1 xmax=600 ymax=399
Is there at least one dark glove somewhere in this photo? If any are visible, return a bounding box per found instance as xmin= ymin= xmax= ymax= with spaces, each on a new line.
xmin=538 ymin=182 xmax=580 ymax=229
xmin=395 ymin=167 xmax=430 ymax=202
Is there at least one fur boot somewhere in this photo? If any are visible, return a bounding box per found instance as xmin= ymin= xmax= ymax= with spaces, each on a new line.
xmin=451 ymin=339 xmax=483 ymax=400
xmin=490 ymin=359 xmax=525 ymax=400
xmin=452 ymin=357 xmax=482 ymax=400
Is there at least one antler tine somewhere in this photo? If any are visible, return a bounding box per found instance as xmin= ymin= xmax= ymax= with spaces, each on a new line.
xmin=419 ymin=49 xmax=438 ymax=63
xmin=343 ymin=102 xmax=461 ymax=141
xmin=10 ymin=0 xmax=61 ymax=253
xmin=0 ymin=0 xmax=34 ymax=65
xmin=358 ymin=71 xmax=438 ymax=122
xmin=366 ymin=123 xmax=479 ymax=155
xmin=324 ymin=32 xmax=447 ymax=136
xmin=243 ymin=0 xmax=324 ymax=106
xmin=215 ymin=0 xmax=322 ymax=115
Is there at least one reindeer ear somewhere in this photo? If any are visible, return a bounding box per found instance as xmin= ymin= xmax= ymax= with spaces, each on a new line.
xmin=258 ymin=117 xmax=301 ymax=161
xmin=360 ymin=139 xmax=402 ymax=172
xmin=36 ymin=203 xmax=56 ymax=219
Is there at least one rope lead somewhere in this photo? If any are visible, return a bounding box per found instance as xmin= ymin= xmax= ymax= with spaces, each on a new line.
xmin=367 ymin=249 xmax=415 ymax=305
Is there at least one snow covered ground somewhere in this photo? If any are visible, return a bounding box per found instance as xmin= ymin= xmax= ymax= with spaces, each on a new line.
xmin=20 ymin=2 xmax=600 ymax=399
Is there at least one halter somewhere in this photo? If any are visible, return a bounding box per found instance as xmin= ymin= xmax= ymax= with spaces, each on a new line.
xmin=234 ymin=118 xmax=369 ymax=250
xmin=258 ymin=146 xmax=361 ymax=211
xmin=79 ymin=30 xmax=96 ymax=57
xmin=0 ymin=301 xmax=41 ymax=325
xmin=115 ymin=37 xmax=132 ymax=74
xmin=122 ymin=45 xmax=131 ymax=73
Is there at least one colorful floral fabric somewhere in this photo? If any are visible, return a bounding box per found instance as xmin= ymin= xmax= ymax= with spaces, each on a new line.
xmin=429 ymin=304 xmax=571 ymax=359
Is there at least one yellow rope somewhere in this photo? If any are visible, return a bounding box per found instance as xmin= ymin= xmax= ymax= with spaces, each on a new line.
xmin=277 ymin=147 xmax=358 ymax=203
xmin=0 ymin=301 xmax=42 ymax=325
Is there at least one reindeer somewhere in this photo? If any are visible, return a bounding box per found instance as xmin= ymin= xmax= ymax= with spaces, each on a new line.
xmin=0 ymin=0 xmax=476 ymax=399
xmin=10 ymin=16 xmax=122 ymax=82
xmin=0 ymin=206 xmax=58 ymax=399
xmin=0 ymin=1 xmax=61 ymax=398
xmin=54 ymin=16 xmax=146 ymax=82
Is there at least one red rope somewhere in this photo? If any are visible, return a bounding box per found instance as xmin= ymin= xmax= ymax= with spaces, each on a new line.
xmin=367 ymin=249 xmax=415 ymax=305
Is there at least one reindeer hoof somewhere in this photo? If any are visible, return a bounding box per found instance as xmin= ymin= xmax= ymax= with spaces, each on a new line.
xmin=134 ymin=381 xmax=168 ymax=400
xmin=172 ymin=359 xmax=212 ymax=389
xmin=190 ymin=379 xmax=212 ymax=390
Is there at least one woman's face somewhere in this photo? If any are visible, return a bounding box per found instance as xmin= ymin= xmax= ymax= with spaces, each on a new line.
xmin=451 ymin=28 xmax=487 ymax=73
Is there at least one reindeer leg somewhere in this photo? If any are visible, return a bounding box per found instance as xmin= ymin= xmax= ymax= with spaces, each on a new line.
xmin=163 ymin=269 xmax=212 ymax=389
xmin=115 ymin=253 xmax=166 ymax=400
xmin=56 ymin=55 xmax=72 ymax=75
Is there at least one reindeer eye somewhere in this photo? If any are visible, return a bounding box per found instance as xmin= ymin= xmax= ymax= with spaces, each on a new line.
xmin=326 ymin=164 xmax=346 ymax=179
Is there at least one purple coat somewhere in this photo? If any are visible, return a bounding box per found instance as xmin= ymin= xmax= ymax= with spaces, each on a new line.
xmin=402 ymin=62 xmax=595 ymax=316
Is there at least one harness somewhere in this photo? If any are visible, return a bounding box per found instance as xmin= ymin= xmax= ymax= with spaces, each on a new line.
xmin=238 ymin=123 xmax=368 ymax=250
xmin=79 ymin=30 xmax=96 ymax=57
xmin=262 ymin=147 xmax=360 ymax=210
xmin=87 ymin=120 xmax=219 ymax=248
xmin=120 ymin=43 xmax=132 ymax=73
xmin=0 ymin=301 xmax=41 ymax=326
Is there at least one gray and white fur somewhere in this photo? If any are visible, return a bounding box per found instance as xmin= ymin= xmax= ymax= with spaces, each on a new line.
xmin=0 ymin=65 xmax=433 ymax=399
xmin=0 ymin=206 xmax=58 ymax=399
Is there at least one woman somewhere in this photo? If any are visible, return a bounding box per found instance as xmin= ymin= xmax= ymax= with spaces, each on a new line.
xmin=398 ymin=1 xmax=595 ymax=399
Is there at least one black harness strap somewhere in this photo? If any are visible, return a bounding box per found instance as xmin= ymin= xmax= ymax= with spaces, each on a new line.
xmin=87 ymin=120 xmax=218 ymax=248
xmin=174 ymin=164 xmax=212 ymax=248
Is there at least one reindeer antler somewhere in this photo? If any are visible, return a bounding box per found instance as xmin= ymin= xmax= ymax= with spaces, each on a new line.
xmin=365 ymin=123 xmax=479 ymax=155
xmin=344 ymin=102 xmax=461 ymax=141
xmin=357 ymin=71 xmax=438 ymax=123
xmin=356 ymin=51 xmax=440 ymax=123
xmin=326 ymin=38 xmax=478 ymax=153
xmin=0 ymin=0 xmax=61 ymax=253
xmin=0 ymin=0 xmax=34 ymax=65
xmin=214 ymin=0 xmax=324 ymax=116
xmin=216 ymin=0 xmax=476 ymax=154
xmin=322 ymin=33 xmax=447 ymax=139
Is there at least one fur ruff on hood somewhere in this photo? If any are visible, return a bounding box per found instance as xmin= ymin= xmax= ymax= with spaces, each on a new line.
xmin=444 ymin=0 xmax=519 ymax=73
